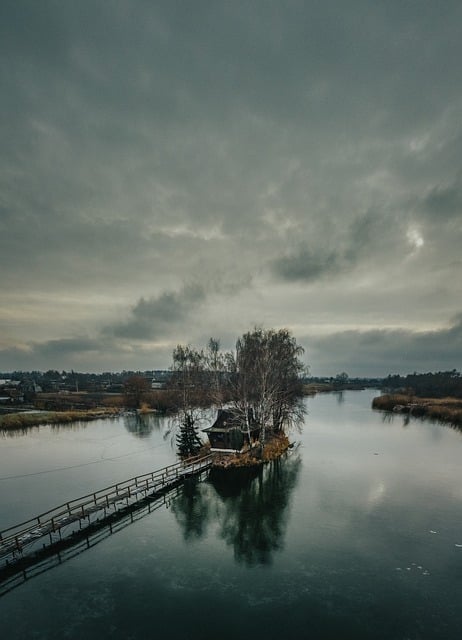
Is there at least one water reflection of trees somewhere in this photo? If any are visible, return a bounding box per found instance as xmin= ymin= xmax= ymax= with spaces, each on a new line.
xmin=1 ymin=421 xmax=92 ymax=438
xmin=171 ymin=452 xmax=301 ymax=565
xmin=170 ymin=477 xmax=211 ymax=541
xmin=218 ymin=455 xmax=301 ymax=565
xmin=123 ymin=413 xmax=164 ymax=438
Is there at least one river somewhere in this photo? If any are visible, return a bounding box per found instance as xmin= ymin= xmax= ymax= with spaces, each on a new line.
xmin=1 ymin=390 xmax=462 ymax=639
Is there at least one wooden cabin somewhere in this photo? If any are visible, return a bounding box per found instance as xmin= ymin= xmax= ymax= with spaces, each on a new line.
xmin=203 ymin=409 xmax=260 ymax=453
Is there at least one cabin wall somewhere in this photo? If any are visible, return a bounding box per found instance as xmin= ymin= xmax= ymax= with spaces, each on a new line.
xmin=207 ymin=428 xmax=244 ymax=451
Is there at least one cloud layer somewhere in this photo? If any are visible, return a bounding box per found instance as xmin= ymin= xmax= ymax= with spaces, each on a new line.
xmin=1 ymin=1 xmax=462 ymax=374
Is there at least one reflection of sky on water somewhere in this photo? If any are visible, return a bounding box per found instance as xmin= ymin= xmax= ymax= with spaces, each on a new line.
xmin=0 ymin=415 xmax=175 ymax=529
xmin=287 ymin=391 xmax=462 ymax=582
xmin=1 ymin=390 xmax=462 ymax=639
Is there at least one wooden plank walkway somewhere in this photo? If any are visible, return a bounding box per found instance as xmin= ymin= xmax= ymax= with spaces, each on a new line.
xmin=0 ymin=484 xmax=185 ymax=598
xmin=0 ymin=453 xmax=212 ymax=569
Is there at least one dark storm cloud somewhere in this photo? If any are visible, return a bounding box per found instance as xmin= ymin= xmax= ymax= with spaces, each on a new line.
xmin=106 ymin=284 xmax=206 ymax=340
xmin=34 ymin=337 xmax=102 ymax=358
xmin=271 ymin=208 xmax=405 ymax=283
xmin=422 ymin=179 xmax=462 ymax=220
xmin=272 ymin=245 xmax=344 ymax=282
xmin=0 ymin=337 xmax=105 ymax=371
xmin=306 ymin=315 xmax=462 ymax=377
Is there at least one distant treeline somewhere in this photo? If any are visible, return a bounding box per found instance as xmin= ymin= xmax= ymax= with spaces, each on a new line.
xmin=0 ymin=369 xmax=170 ymax=393
xmin=383 ymin=370 xmax=462 ymax=398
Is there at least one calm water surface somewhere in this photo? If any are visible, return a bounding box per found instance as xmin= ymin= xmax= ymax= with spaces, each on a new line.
xmin=1 ymin=391 xmax=462 ymax=639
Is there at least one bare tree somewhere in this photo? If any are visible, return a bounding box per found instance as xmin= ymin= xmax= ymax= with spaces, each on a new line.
xmin=123 ymin=374 xmax=151 ymax=408
xmin=170 ymin=345 xmax=207 ymax=457
xmin=169 ymin=328 xmax=306 ymax=455
xmin=226 ymin=327 xmax=306 ymax=445
xmin=205 ymin=338 xmax=226 ymax=406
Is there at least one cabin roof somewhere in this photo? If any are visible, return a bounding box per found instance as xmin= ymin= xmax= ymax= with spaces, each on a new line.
xmin=203 ymin=409 xmax=259 ymax=433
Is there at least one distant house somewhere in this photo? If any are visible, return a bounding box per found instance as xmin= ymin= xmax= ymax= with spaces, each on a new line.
xmin=0 ymin=379 xmax=24 ymax=404
xmin=203 ymin=409 xmax=260 ymax=453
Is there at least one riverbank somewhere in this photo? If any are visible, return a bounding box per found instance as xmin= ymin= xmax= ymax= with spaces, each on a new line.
xmin=372 ymin=394 xmax=462 ymax=427
xmin=212 ymin=432 xmax=291 ymax=469
xmin=303 ymin=383 xmax=367 ymax=394
xmin=0 ymin=408 xmax=120 ymax=430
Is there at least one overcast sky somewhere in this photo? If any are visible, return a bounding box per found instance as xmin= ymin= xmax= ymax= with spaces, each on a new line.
xmin=1 ymin=0 xmax=462 ymax=376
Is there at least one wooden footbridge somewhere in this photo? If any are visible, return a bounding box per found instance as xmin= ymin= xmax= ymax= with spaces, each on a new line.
xmin=0 ymin=453 xmax=212 ymax=588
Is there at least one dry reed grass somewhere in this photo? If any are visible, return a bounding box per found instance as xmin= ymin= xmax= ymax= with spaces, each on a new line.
xmin=372 ymin=394 xmax=462 ymax=427
xmin=0 ymin=408 xmax=119 ymax=430
xmin=212 ymin=432 xmax=290 ymax=469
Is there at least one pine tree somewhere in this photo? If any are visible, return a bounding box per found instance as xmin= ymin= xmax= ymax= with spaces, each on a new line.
xmin=176 ymin=414 xmax=202 ymax=457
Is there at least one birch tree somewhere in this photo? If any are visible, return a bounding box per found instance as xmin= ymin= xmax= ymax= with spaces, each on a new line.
xmin=170 ymin=345 xmax=206 ymax=457
xmin=227 ymin=327 xmax=306 ymax=445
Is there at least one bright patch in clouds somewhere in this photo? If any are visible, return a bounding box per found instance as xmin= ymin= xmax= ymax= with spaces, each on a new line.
xmin=408 ymin=134 xmax=430 ymax=154
xmin=407 ymin=228 xmax=424 ymax=250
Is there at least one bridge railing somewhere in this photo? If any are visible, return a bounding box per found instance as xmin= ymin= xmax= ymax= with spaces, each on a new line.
xmin=0 ymin=453 xmax=212 ymax=556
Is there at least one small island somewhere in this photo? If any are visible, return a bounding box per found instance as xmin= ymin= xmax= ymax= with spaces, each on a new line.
xmin=170 ymin=327 xmax=306 ymax=467
xmin=202 ymin=409 xmax=292 ymax=469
